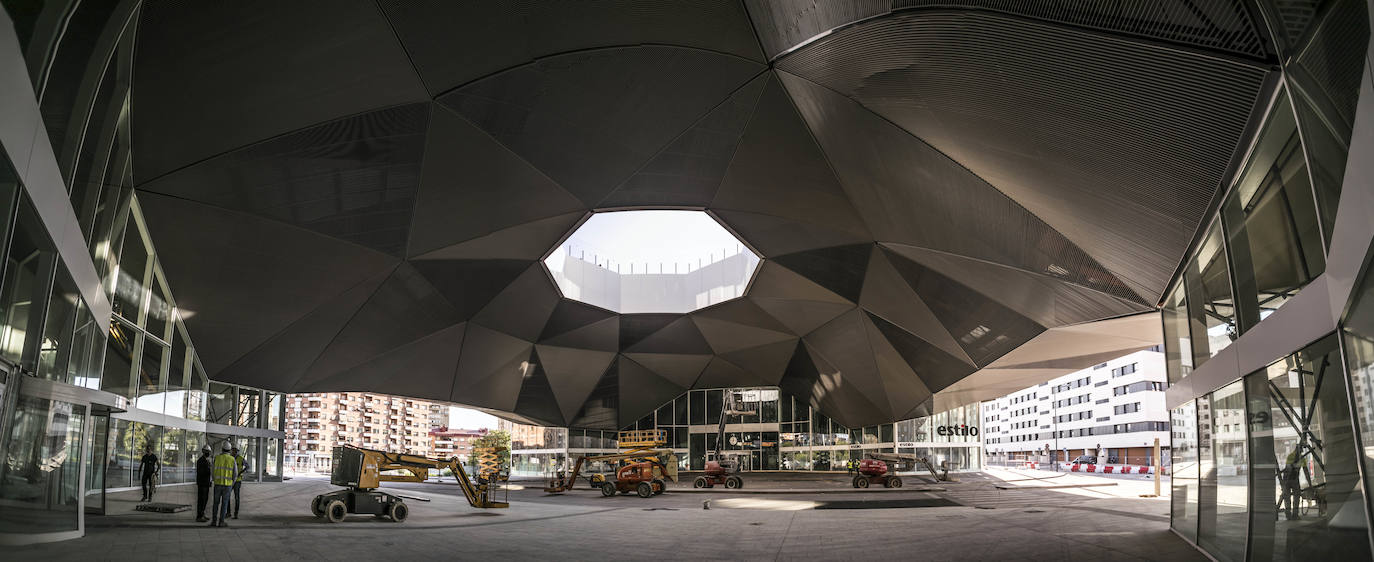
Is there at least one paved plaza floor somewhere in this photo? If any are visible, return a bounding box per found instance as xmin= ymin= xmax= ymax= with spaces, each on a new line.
xmin=11 ymin=468 xmax=1202 ymax=561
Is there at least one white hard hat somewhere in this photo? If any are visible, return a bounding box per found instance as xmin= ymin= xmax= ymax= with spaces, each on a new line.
xmin=222 ymin=442 xmax=231 ymax=452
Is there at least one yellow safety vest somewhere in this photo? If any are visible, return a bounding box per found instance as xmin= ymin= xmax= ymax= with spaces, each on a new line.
xmin=234 ymin=454 xmax=247 ymax=483
xmin=213 ymin=453 xmax=237 ymax=486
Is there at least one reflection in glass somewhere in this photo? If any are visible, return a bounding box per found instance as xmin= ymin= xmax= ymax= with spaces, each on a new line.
xmin=207 ymin=382 xmax=235 ymax=425
xmin=100 ymin=319 xmax=136 ymax=398
xmin=186 ymin=358 xmax=207 ymax=421
xmin=0 ymin=195 xmax=58 ymax=369
xmin=1222 ymin=91 xmax=1324 ymax=331
xmin=1247 ymin=336 xmax=1370 ymax=559
xmin=145 ymin=275 xmax=172 ymax=340
xmin=1341 ymin=251 xmax=1374 ymax=545
xmin=0 ymin=398 xmax=85 ymax=533
xmin=68 ymin=300 xmax=105 ymax=389
xmin=1163 ymin=284 xmax=1193 ymax=385
xmin=1172 ymin=401 xmax=1200 ymax=541
xmin=112 ymin=215 xmax=148 ymax=323
xmin=1186 ymin=222 xmax=1236 ymax=362
xmin=37 ymin=267 xmax=81 ymax=383
xmin=1199 ymin=381 xmax=1247 ymax=561
xmin=133 ymin=338 xmax=166 ymax=413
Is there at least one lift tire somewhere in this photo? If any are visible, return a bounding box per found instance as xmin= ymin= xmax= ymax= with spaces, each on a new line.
xmin=652 ymin=479 xmax=666 ymax=495
xmin=856 ymin=477 xmax=870 ymax=489
xmin=889 ymin=477 xmax=903 ymax=488
xmin=388 ymin=501 xmax=409 ymax=523
xmin=311 ymin=495 xmax=325 ymax=517
xmin=852 ymin=476 xmax=862 ymax=488
xmin=601 ymin=482 xmax=617 ymax=497
xmin=693 ymin=476 xmax=709 ymax=489
xmin=325 ymin=500 xmax=348 ymax=523
xmin=637 ymin=482 xmax=654 ymax=498
xmin=725 ymin=476 xmax=742 ymax=489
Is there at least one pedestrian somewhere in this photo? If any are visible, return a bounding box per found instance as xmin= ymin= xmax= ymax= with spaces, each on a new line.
xmin=231 ymin=445 xmax=248 ymax=519
xmin=195 ymin=445 xmax=213 ymax=522
xmin=1278 ymin=450 xmax=1302 ymax=520
xmin=210 ymin=442 xmax=236 ymax=527
xmin=138 ymin=445 xmax=160 ymax=502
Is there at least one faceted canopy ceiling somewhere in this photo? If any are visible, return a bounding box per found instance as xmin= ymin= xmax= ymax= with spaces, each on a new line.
xmin=127 ymin=1 xmax=1274 ymax=429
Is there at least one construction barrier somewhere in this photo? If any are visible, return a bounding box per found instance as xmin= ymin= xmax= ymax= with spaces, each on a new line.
xmin=1062 ymin=463 xmax=1165 ymax=474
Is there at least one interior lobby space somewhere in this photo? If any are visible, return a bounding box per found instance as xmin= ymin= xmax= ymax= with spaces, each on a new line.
xmin=0 ymin=1 xmax=1372 ymax=560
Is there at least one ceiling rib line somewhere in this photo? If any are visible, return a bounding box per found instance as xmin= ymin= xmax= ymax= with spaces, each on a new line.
xmin=285 ymin=263 xmax=401 ymax=392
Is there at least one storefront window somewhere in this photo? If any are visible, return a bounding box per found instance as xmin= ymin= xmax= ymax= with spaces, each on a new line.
xmin=1221 ymin=91 xmax=1324 ymax=332
xmin=0 ymin=397 xmax=85 ymax=533
xmin=1199 ymin=381 xmax=1247 ymax=561
xmin=1247 ymin=335 xmax=1369 ymax=559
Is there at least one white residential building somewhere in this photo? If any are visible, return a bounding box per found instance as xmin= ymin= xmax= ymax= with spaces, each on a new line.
xmin=982 ymin=348 xmax=1169 ymax=466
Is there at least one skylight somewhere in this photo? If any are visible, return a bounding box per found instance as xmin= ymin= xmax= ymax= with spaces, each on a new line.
xmin=543 ymin=211 xmax=760 ymax=314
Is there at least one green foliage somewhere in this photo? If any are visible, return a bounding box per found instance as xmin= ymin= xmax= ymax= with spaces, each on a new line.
xmin=471 ymin=430 xmax=511 ymax=466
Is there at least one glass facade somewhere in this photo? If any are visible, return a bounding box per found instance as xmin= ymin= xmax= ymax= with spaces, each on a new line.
xmin=508 ymin=386 xmax=982 ymax=477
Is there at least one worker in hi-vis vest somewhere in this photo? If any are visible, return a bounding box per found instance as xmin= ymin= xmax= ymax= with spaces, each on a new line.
xmin=210 ymin=442 xmax=237 ymax=527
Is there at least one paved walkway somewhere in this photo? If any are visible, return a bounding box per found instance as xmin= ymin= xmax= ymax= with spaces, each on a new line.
xmin=12 ymin=470 xmax=1200 ymax=561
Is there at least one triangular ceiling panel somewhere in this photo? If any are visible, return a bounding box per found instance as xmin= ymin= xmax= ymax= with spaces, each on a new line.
xmin=750 ymin=297 xmax=854 ymax=337
xmin=514 ymin=355 xmax=567 ymax=426
xmin=624 ymin=316 xmax=713 ymax=355
xmin=860 ymin=313 xmax=933 ymax=418
xmin=133 ymin=1 xmax=428 ymax=181
xmin=136 ymin=192 xmax=400 ymax=375
xmin=540 ymin=316 xmax=621 ymax=353
xmin=139 ymin=103 xmax=429 ymax=257
xmin=695 ymin=357 xmax=771 ymax=389
xmin=439 ymin=46 xmax=763 ymax=206
xmin=690 ymin=314 xmax=796 ymax=355
xmin=796 ymin=340 xmax=891 ymax=429
xmin=618 ymin=314 xmax=680 ymax=350
xmin=620 ymin=353 xmax=712 ymax=388
xmin=776 ymin=13 xmax=1266 ymax=302
xmin=413 ymin=212 xmax=586 ymax=261
xmin=717 ymin=338 xmax=800 ymax=386
xmin=801 ymin=309 xmax=891 ymax=420
xmin=859 ymin=247 xmax=974 ymax=366
xmin=294 ymin=263 xmax=461 ymax=389
xmin=450 ymin=323 xmax=534 ymax=410
xmin=711 ymin=75 xmax=873 ymax=256
xmin=771 ymin=244 xmax=872 ymax=303
xmin=618 ymin=356 xmax=689 ymax=428
xmin=569 ymin=359 xmax=619 ymax=430
xmin=881 ymin=247 xmax=1046 ymax=367
xmin=883 ymin=243 xmax=1149 ymax=328
xmin=297 ymin=323 xmax=466 ymax=401
xmin=745 ymin=261 xmax=851 ymax=305
xmin=778 ymin=71 xmax=1146 ymax=305
xmin=534 ymin=344 xmax=618 ymax=423
xmin=407 ymin=105 xmax=586 ymax=258
xmin=540 ymin=299 xmax=618 ymax=341
xmin=377 ymin=1 xmax=763 ymax=95
xmin=712 ymin=209 xmax=873 ymax=258
xmin=690 ymin=297 xmax=792 ymax=335
xmin=472 ymin=263 xmax=562 ymax=341
xmin=598 ymin=73 xmax=768 ymax=208
xmin=410 ymin=259 xmax=532 ymax=319
xmin=220 ymin=265 xmax=394 ymax=392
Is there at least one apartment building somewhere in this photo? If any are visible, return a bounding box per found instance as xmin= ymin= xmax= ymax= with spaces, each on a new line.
xmin=983 ymin=348 xmax=1170 ymax=466
xmin=283 ymin=392 xmax=452 ymax=474
xmin=430 ymin=427 xmax=486 ymax=459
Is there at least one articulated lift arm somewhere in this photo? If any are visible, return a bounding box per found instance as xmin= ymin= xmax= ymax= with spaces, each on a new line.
xmin=353 ymin=446 xmax=509 ymax=508
xmin=865 ymin=452 xmax=949 ymax=482
xmin=543 ymin=449 xmax=676 ymax=493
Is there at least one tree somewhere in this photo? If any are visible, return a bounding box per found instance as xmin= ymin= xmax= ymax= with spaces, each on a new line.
xmin=471 ymin=430 xmax=510 ymax=467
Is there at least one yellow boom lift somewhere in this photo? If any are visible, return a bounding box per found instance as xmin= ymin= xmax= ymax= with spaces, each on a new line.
xmin=544 ymin=429 xmax=678 ymax=494
xmin=311 ymin=445 xmax=508 ymax=523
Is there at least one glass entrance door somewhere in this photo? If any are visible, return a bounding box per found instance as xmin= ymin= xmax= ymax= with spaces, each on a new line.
xmin=85 ymin=413 xmax=109 ymax=514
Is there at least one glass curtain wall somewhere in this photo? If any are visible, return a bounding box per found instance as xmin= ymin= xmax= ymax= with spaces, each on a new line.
xmin=1198 ymin=381 xmax=1247 ymax=561
xmin=1172 ymin=401 xmax=1200 ymax=541
xmin=1247 ymin=336 xmax=1370 ymax=560
xmin=0 ymin=397 xmax=85 ymax=534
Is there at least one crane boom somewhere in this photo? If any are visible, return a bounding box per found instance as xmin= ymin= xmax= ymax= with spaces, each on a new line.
xmin=340 ymin=445 xmax=508 ymax=508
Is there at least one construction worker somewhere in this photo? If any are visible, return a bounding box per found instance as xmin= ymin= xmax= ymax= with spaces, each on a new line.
xmin=231 ymin=445 xmax=248 ymax=519
xmin=210 ymin=442 xmax=236 ymax=527
xmin=195 ymin=445 xmax=213 ymax=522
xmin=1278 ymin=449 xmax=1302 ymax=520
